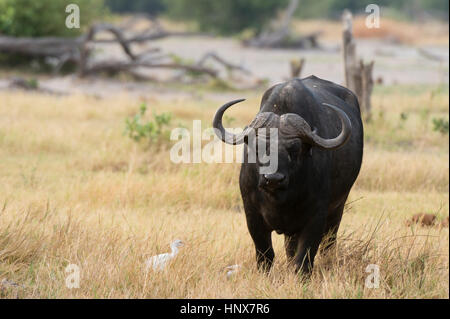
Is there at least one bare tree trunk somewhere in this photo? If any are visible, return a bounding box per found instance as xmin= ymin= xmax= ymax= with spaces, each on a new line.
xmin=342 ymin=10 xmax=374 ymax=121
xmin=360 ymin=60 xmax=374 ymax=119
xmin=290 ymin=58 xmax=305 ymax=78
xmin=342 ymin=10 xmax=356 ymax=92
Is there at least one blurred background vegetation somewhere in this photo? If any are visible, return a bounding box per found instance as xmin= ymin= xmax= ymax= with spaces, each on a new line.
xmin=0 ymin=0 xmax=448 ymax=38
xmin=0 ymin=0 xmax=105 ymax=37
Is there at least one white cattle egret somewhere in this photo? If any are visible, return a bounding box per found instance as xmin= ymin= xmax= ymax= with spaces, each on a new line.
xmin=225 ymin=264 xmax=241 ymax=278
xmin=145 ymin=239 xmax=185 ymax=271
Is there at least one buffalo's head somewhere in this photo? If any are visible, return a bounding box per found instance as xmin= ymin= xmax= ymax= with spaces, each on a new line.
xmin=212 ymin=99 xmax=352 ymax=194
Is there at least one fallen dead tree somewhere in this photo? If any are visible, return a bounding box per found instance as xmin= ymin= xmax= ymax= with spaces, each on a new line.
xmin=196 ymin=52 xmax=251 ymax=75
xmin=243 ymin=0 xmax=322 ymax=49
xmin=0 ymin=22 xmax=203 ymax=60
xmin=0 ymin=21 xmax=245 ymax=82
xmin=81 ymin=59 xmax=219 ymax=79
xmin=76 ymin=23 xmax=216 ymax=78
xmin=0 ymin=36 xmax=78 ymax=57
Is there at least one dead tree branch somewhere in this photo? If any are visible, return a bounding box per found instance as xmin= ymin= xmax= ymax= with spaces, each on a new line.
xmin=252 ymin=0 xmax=299 ymax=47
xmin=196 ymin=52 xmax=251 ymax=75
xmin=243 ymin=0 xmax=321 ymax=49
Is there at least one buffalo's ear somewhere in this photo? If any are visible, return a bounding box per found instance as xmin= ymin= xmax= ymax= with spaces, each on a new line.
xmin=243 ymin=125 xmax=252 ymax=145
xmin=302 ymin=126 xmax=317 ymax=157
xmin=301 ymin=143 xmax=313 ymax=157
xmin=244 ymin=131 xmax=257 ymax=147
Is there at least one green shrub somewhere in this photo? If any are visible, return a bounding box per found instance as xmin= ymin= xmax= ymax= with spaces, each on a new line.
xmin=165 ymin=0 xmax=289 ymax=35
xmin=105 ymin=0 xmax=166 ymax=15
xmin=0 ymin=0 xmax=105 ymax=37
xmin=124 ymin=103 xmax=173 ymax=145
xmin=432 ymin=117 xmax=449 ymax=135
xmin=294 ymin=0 xmax=448 ymax=20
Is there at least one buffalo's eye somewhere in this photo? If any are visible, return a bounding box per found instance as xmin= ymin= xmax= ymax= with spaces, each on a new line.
xmin=286 ymin=142 xmax=301 ymax=162
xmin=286 ymin=141 xmax=301 ymax=152
xmin=288 ymin=150 xmax=299 ymax=163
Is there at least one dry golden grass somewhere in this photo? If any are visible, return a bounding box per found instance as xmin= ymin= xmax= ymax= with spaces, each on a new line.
xmin=0 ymin=83 xmax=448 ymax=298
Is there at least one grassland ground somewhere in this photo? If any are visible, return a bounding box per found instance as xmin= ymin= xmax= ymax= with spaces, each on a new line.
xmin=0 ymin=81 xmax=448 ymax=298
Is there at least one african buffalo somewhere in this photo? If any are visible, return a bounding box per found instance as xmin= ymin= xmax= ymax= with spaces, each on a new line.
xmin=213 ymin=76 xmax=364 ymax=275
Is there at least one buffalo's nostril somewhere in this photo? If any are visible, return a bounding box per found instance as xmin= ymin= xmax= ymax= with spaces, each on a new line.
xmin=264 ymin=173 xmax=285 ymax=184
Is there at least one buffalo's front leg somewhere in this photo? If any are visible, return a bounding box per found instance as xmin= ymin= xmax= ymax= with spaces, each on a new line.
xmin=293 ymin=213 xmax=326 ymax=275
xmin=284 ymin=234 xmax=299 ymax=263
xmin=245 ymin=213 xmax=274 ymax=273
xmin=321 ymin=200 xmax=346 ymax=254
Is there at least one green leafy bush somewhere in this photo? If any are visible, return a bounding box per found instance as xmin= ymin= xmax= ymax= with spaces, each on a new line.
xmin=0 ymin=0 xmax=105 ymax=37
xmin=124 ymin=103 xmax=172 ymax=144
xmin=165 ymin=0 xmax=289 ymax=35
xmin=295 ymin=0 xmax=448 ymax=20
xmin=432 ymin=117 xmax=449 ymax=135
xmin=105 ymin=0 xmax=166 ymax=15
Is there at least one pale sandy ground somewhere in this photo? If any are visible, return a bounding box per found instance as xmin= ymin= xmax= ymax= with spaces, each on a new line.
xmin=0 ymin=35 xmax=448 ymax=101
xmin=155 ymin=36 xmax=449 ymax=85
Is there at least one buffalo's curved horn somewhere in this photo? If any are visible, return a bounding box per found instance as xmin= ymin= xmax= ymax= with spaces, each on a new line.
xmin=281 ymin=103 xmax=352 ymax=150
xmin=213 ymin=99 xmax=279 ymax=145
xmin=312 ymin=103 xmax=352 ymax=149
xmin=212 ymin=99 xmax=250 ymax=145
